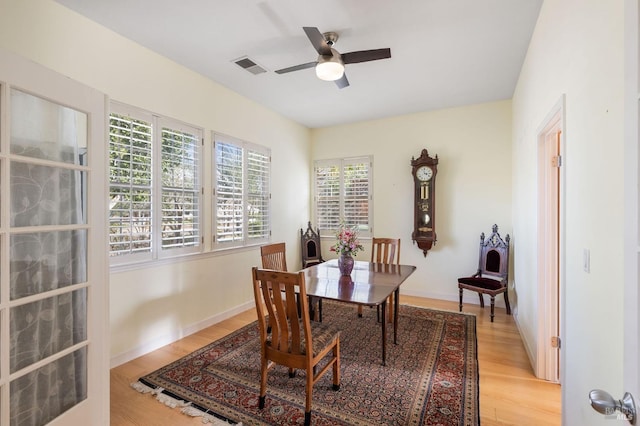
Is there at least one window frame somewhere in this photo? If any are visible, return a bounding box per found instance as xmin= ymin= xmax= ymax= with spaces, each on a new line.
xmin=156 ymin=116 xmax=203 ymax=258
xmin=108 ymin=102 xmax=203 ymax=266
xmin=212 ymin=133 xmax=271 ymax=251
xmin=314 ymin=156 xmax=373 ymax=238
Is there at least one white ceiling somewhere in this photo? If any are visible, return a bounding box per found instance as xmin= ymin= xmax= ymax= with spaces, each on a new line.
xmin=54 ymin=0 xmax=542 ymax=128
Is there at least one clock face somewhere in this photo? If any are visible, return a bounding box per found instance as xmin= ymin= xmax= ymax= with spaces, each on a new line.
xmin=416 ymin=166 xmax=433 ymax=182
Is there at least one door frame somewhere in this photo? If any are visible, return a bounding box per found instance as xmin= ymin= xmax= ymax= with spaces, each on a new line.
xmin=536 ymin=95 xmax=565 ymax=383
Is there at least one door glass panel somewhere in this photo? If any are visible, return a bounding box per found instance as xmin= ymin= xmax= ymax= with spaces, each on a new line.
xmin=7 ymin=89 xmax=89 ymax=424
xmin=10 ymin=288 xmax=87 ymax=373
xmin=9 ymin=347 xmax=87 ymax=426
xmin=10 ymin=89 xmax=87 ymax=165
xmin=9 ymin=230 xmax=87 ymax=300
xmin=10 ymin=162 xmax=87 ymax=226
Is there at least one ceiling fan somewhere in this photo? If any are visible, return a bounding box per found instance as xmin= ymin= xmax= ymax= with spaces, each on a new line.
xmin=275 ymin=27 xmax=391 ymax=89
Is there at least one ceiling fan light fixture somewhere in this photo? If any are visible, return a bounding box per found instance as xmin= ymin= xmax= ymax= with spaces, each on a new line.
xmin=315 ymin=60 xmax=344 ymax=81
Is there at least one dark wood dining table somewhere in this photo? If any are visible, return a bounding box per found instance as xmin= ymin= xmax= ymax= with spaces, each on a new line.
xmin=302 ymin=259 xmax=417 ymax=365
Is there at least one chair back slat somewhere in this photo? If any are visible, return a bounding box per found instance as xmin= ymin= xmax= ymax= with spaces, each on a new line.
xmin=261 ymin=242 xmax=288 ymax=271
xmin=370 ymin=237 xmax=401 ymax=265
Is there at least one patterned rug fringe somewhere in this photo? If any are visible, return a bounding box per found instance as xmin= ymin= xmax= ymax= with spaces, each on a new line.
xmin=131 ymin=381 xmax=241 ymax=425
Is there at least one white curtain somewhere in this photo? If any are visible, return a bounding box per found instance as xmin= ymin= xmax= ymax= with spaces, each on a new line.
xmin=9 ymin=90 xmax=88 ymax=426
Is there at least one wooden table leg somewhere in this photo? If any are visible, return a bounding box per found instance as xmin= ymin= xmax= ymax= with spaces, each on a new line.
xmin=381 ymin=300 xmax=387 ymax=366
xmin=393 ymin=288 xmax=399 ymax=344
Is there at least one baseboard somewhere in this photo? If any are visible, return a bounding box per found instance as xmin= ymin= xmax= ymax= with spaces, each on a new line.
xmin=400 ymin=288 xmax=509 ymax=308
xmin=110 ymin=300 xmax=255 ymax=368
xmin=513 ymin=310 xmax=538 ymax=376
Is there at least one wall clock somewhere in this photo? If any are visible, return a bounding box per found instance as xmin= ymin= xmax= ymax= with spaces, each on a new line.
xmin=411 ymin=149 xmax=438 ymax=256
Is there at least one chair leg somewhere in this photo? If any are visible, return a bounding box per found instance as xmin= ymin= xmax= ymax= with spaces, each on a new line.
xmin=504 ymin=290 xmax=512 ymax=315
xmin=458 ymin=288 xmax=463 ymax=312
xmin=305 ymin=367 xmax=314 ymax=426
xmin=490 ymin=296 xmax=495 ymax=322
xmin=357 ymin=305 xmax=363 ymax=317
xmin=259 ymin=356 xmax=268 ymax=409
xmin=478 ymin=293 xmax=485 ymax=307
xmin=308 ymin=297 xmax=322 ymax=322
xmin=332 ymin=341 xmax=341 ymax=390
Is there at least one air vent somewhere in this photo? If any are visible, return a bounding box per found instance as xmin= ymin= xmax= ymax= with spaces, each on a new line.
xmin=233 ymin=56 xmax=267 ymax=75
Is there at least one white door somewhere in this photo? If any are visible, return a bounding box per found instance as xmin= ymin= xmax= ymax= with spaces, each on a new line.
xmin=0 ymin=49 xmax=109 ymax=425
xmin=595 ymin=0 xmax=640 ymax=423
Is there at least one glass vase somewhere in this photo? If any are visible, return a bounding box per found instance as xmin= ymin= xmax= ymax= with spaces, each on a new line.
xmin=338 ymin=253 xmax=354 ymax=276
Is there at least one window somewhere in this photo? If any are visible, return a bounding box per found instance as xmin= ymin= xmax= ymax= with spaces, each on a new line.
xmin=213 ymin=134 xmax=270 ymax=249
xmin=108 ymin=103 xmax=202 ymax=264
xmin=159 ymin=121 xmax=200 ymax=252
xmin=314 ymin=156 xmax=372 ymax=236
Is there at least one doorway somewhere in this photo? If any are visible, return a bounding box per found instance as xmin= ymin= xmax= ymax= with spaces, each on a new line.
xmin=536 ymin=97 xmax=565 ymax=383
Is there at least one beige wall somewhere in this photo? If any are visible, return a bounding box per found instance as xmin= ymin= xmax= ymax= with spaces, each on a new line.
xmin=512 ymin=0 xmax=624 ymax=423
xmin=311 ymin=101 xmax=513 ymax=302
xmin=0 ymin=0 xmax=312 ymax=363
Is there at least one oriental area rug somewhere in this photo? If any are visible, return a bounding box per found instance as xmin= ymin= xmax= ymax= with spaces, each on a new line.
xmin=132 ymin=301 xmax=479 ymax=425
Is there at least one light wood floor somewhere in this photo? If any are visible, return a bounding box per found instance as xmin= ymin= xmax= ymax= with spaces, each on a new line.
xmin=111 ymin=296 xmax=561 ymax=425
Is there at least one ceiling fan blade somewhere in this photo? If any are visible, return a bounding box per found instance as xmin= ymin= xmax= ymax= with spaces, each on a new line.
xmin=341 ymin=48 xmax=391 ymax=64
xmin=334 ymin=73 xmax=350 ymax=89
xmin=275 ymin=61 xmax=317 ymax=74
xmin=303 ymin=26 xmax=332 ymax=56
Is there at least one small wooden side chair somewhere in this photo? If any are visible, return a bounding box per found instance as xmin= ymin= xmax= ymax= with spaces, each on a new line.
xmin=458 ymin=224 xmax=511 ymax=322
xmin=358 ymin=237 xmax=401 ymax=320
xmin=300 ymin=221 xmax=325 ymax=268
xmin=252 ymin=267 xmax=341 ymax=426
xmin=300 ymin=222 xmax=325 ymax=320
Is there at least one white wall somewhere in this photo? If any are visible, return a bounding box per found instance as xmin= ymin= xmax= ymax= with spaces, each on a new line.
xmin=311 ymin=101 xmax=513 ymax=303
xmin=512 ymin=0 xmax=624 ymax=424
xmin=0 ymin=0 xmax=312 ymax=364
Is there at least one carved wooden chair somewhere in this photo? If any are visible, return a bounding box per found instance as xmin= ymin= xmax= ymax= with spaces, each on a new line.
xmin=260 ymin=242 xmax=288 ymax=271
xmin=300 ymin=222 xmax=325 ymax=321
xmin=301 ymin=221 xmax=324 ymax=268
xmin=358 ymin=237 xmax=401 ymax=320
xmin=252 ymin=267 xmax=341 ymax=426
xmin=458 ymin=224 xmax=511 ymax=322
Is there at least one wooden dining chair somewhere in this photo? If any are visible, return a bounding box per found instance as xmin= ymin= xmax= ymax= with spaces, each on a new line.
xmin=358 ymin=237 xmax=401 ymax=320
xmin=260 ymin=242 xmax=288 ymax=271
xmin=252 ymin=267 xmax=341 ymax=426
xmin=261 ymin=242 xmax=321 ymax=321
xmin=458 ymin=224 xmax=511 ymax=322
